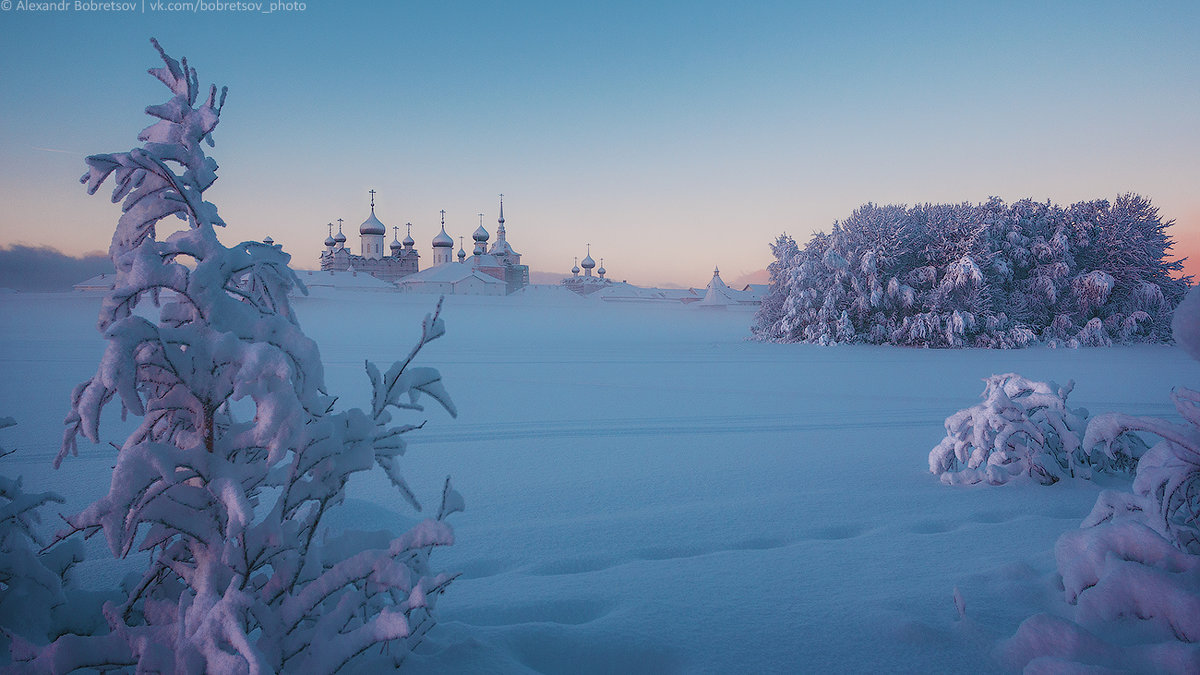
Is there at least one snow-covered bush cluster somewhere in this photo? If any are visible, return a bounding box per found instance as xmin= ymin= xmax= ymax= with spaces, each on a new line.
xmin=754 ymin=197 xmax=1189 ymax=347
xmin=929 ymin=374 xmax=1142 ymax=485
xmin=996 ymin=289 xmax=1200 ymax=671
xmin=4 ymin=40 xmax=463 ymax=673
xmin=0 ymin=418 xmax=85 ymax=657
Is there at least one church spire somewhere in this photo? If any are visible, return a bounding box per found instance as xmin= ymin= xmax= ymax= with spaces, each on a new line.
xmin=495 ymin=194 xmax=507 ymax=245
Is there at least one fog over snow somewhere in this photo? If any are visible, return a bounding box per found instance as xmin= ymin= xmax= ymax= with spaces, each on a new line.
xmin=3 ymin=289 xmax=1197 ymax=672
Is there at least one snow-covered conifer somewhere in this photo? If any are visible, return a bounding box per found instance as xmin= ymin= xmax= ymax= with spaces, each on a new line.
xmin=12 ymin=41 xmax=462 ymax=673
xmin=752 ymin=234 xmax=799 ymax=340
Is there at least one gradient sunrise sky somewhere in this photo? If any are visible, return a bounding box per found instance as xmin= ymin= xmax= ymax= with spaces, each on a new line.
xmin=1 ymin=1 xmax=1196 ymax=287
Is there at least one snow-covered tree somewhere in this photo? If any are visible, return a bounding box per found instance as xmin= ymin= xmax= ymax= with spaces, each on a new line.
xmin=751 ymin=234 xmax=799 ymax=340
xmin=998 ymin=287 xmax=1200 ymax=672
xmin=926 ymin=374 xmax=1131 ymax=485
xmin=753 ymin=197 xmax=1188 ymax=347
xmin=10 ymin=40 xmax=462 ymax=673
xmin=0 ymin=418 xmax=85 ymax=658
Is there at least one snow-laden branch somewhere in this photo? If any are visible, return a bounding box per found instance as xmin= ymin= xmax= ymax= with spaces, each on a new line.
xmin=10 ymin=40 xmax=464 ymax=674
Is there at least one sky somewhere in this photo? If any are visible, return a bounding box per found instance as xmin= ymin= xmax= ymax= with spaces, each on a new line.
xmin=0 ymin=1 xmax=1197 ymax=288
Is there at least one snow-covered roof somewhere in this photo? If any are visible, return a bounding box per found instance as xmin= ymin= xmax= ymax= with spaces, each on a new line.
xmin=490 ymin=240 xmax=519 ymax=256
xmin=296 ymin=269 xmax=396 ymax=291
xmin=657 ymin=288 xmax=701 ymax=299
xmin=510 ymin=284 xmax=592 ymax=301
xmin=470 ymin=254 xmax=505 ymax=269
xmin=397 ymin=262 xmax=505 ymax=285
xmin=591 ymin=283 xmax=695 ymax=303
xmin=73 ymin=273 xmax=115 ymax=291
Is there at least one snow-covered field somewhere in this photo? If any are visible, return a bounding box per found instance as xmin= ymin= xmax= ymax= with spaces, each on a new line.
xmin=2 ymin=289 xmax=1197 ymax=673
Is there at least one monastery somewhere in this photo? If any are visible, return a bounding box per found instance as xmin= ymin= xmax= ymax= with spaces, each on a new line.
xmin=319 ymin=191 xmax=529 ymax=295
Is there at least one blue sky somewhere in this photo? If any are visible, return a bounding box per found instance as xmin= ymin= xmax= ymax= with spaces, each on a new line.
xmin=1 ymin=1 xmax=1197 ymax=287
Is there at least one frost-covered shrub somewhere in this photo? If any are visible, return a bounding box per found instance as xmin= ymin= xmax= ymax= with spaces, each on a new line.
xmin=999 ymin=287 xmax=1200 ymax=672
xmin=9 ymin=41 xmax=462 ymax=673
xmin=754 ymin=197 xmax=1189 ymax=347
xmin=0 ymin=418 xmax=85 ymax=656
xmin=929 ymin=373 xmax=1141 ymax=485
xmin=928 ymin=374 xmax=1115 ymax=485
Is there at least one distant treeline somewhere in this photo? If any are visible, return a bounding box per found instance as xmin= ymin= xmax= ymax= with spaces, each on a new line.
xmin=753 ymin=194 xmax=1189 ymax=348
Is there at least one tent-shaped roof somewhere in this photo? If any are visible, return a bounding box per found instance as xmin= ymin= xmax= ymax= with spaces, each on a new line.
xmin=73 ymin=273 xmax=115 ymax=291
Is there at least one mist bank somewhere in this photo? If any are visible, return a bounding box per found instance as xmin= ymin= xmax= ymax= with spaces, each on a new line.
xmin=0 ymin=245 xmax=113 ymax=292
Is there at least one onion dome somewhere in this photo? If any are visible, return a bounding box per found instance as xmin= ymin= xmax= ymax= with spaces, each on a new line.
xmin=432 ymin=226 xmax=453 ymax=248
xmin=571 ymin=257 xmax=580 ymax=275
xmin=324 ymin=223 xmax=336 ymax=248
xmin=334 ymin=219 xmax=347 ymax=244
xmin=433 ymin=210 xmax=453 ymax=248
xmin=360 ymin=211 xmax=385 ymax=235
xmin=581 ymin=253 xmax=596 ymax=269
xmin=402 ymin=223 xmax=415 ymax=247
xmin=457 ymin=236 xmax=466 ymax=261
xmin=360 ymin=190 xmax=386 ymax=235
xmin=598 ymin=258 xmax=606 ymax=277
xmin=473 ymin=224 xmax=489 ymax=243
xmin=390 ymin=239 xmax=402 ymax=254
